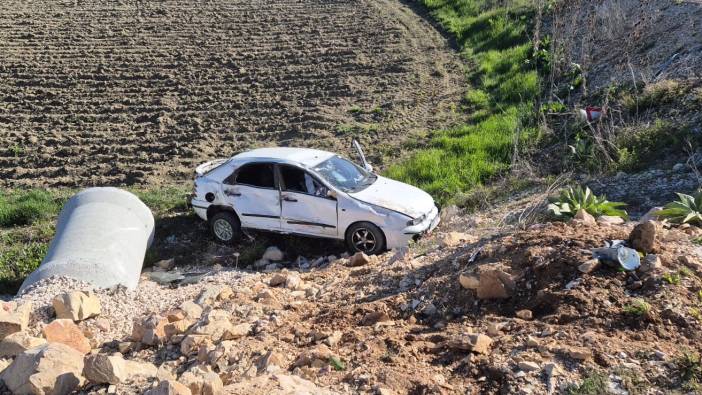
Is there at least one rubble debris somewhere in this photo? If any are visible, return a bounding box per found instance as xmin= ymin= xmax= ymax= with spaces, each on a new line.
xmin=348 ymin=252 xmax=371 ymax=266
xmin=0 ymin=343 xmax=85 ymax=394
xmin=52 ymin=291 xmax=101 ymax=321
xmin=42 ymin=318 xmax=92 ymax=354
xmin=0 ymin=302 xmax=31 ymax=339
xmin=629 ymin=220 xmax=658 ymax=253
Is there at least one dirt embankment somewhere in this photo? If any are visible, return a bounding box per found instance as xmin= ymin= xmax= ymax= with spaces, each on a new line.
xmin=3 ymin=211 xmax=702 ymax=394
xmin=0 ymin=0 xmax=465 ymax=187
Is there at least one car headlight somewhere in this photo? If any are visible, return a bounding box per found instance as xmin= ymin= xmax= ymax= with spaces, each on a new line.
xmin=407 ymin=213 xmax=426 ymax=226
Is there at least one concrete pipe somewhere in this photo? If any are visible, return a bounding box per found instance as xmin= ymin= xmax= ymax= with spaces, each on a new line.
xmin=19 ymin=187 xmax=155 ymax=294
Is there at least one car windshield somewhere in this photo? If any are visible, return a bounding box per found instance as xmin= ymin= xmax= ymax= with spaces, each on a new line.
xmin=313 ymin=155 xmax=377 ymax=193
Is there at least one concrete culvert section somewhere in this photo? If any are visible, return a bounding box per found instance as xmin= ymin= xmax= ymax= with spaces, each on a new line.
xmin=18 ymin=188 xmax=154 ymax=294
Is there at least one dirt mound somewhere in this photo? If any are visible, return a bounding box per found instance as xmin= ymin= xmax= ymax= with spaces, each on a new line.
xmin=0 ymin=0 xmax=464 ymax=187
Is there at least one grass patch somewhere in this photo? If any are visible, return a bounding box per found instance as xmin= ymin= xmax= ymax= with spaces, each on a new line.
xmin=0 ymin=190 xmax=65 ymax=227
xmin=386 ymin=0 xmax=541 ymax=205
xmin=615 ymin=120 xmax=694 ymax=172
xmin=623 ymin=299 xmax=651 ymax=316
xmin=566 ymin=370 xmax=609 ymax=395
xmin=676 ymin=351 xmax=702 ymax=391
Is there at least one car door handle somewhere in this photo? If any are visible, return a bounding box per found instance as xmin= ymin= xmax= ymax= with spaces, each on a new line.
xmin=282 ymin=196 xmax=297 ymax=202
xmin=224 ymin=188 xmax=241 ymax=197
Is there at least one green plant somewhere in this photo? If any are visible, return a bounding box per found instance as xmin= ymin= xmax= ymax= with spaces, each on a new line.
xmin=658 ymin=190 xmax=702 ymax=226
xmin=348 ymin=105 xmax=363 ymax=114
xmin=0 ymin=190 xmax=63 ymax=227
xmin=676 ymin=351 xmax=702 ymax=391
xmin=329 ymin=356 xmax=346 ymax=371
xmin=663 ymin=272 xmax=681 ymax=285
xmin=623 ymin=299 xmax=651 ymax=316
xmin=679 ymin=267 xmax=695 ymax=277
xmin=566 ymin=371 xmax=608 ymax=395
xmin=547 ymin=185 xmax=627 ymax=219
xmin=9 ymin=144 xmax=24 ymax=157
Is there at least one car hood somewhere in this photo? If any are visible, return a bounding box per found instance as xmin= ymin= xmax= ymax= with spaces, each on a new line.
xmin=348 ymin=176 xmax=435 ymax=218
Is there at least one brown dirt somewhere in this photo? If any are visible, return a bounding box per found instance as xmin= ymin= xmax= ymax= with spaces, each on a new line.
xmin=0 ymin=0 xmax=465 ymax=187
xmin=9 ymin=217 xmax=702 ymax=394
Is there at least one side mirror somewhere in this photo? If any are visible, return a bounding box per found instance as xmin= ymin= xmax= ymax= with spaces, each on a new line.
xmin=327 ymin=189 xmax=337 ymax=199
xmin=352 ymin=140 xmax=373 ymax=173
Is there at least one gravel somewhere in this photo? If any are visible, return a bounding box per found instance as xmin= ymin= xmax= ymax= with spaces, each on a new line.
xmin=12 ymin=268 xmax=261 ymax=344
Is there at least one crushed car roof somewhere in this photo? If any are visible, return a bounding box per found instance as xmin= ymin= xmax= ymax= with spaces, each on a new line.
xmin=231 ymin=147 xmax=336 ymax=167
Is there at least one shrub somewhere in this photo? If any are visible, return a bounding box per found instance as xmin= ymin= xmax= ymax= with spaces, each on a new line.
xmin=547 ymin=185 xmax=627 ymax=219
xmin=658 ymin=190 xmax=702 ymax=226
xmin=676 ymin=351 xmax=702 ymax=391
xmin=623 ymin=299 xmax=651 ymax=316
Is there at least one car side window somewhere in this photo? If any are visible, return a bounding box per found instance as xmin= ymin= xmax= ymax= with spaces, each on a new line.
xmin=231 ymin=163 xmax=275 ymax=188
xmin=280 ymin=166 xmax=327 ymax=197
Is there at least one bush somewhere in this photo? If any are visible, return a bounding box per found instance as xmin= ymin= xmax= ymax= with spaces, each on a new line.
xmin=547 ymin=185 xmax=627 ymax=219
xmin=658 ymin=190 xmax=702 ymax=226
xmin=0 ymin=190 xmax=61 ymax=227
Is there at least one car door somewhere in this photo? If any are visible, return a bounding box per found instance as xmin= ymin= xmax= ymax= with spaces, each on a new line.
xmin=278 ymin=164 xmax=338 ymax=237
xmin=221 ymin=162 xmax=281 ymax=230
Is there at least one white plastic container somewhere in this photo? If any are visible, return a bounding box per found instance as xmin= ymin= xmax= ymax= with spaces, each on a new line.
xmin=18 ymin=188 xmax=154 ymax=293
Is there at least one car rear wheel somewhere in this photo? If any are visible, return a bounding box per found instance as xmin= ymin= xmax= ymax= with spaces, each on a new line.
xmin=345 ymin=222 xmax=385 ymax=255
xmin=209 ymin=212 xmax=241 ymax=243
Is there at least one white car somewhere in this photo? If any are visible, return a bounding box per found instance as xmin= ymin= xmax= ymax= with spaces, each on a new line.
xmin=188 ymin=143 xmax=440 ymax=255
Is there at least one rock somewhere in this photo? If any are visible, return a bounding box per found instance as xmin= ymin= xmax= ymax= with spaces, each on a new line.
xmin=131 ymin=315 xmax=169 ymax=345
xmin=192 ymin=310 xmax=250 ymax=342
xmin=630 ymin=220 xmax=658 ymax=253
xmin=515 ymin=309 xmax=533 ymax=320
xmin=155 ymin=258 xmax=176 ymax=270
xmin=441 ymin=232 xmax=477 ymax=247
xmin=526 ymin=335 xmax=539 ymax=347
xmin=673 ymin=162 xmax=686 ymax=172
xmin=566 ymin=346 xmax=592 ymax=361
xmin=145 ymin=380 xmax=193 ymax=395
xmin=348 ymin=252 xmax=370 ymax=267
xmin=487 ymin=322 xmax=505 ymax=337
xmin=195 ymin=285 xmax=233 ymax=305
xmin=476 ymin=270 xmax=515 ymax=299
xmin=292 ymin=344 xmax=333 ymax=369
xmin=578 ymin=258 xmax=601 ymax=274
xmin=83 ymin=353 xmax=157 ymax=384
xmin=0 ymin=331 xmax=46 ymax=358
xmin=165 ymin=319 xmax=193 ymax=339
xmin=360 ymin=311 xmax=392 ymax=326
xmin=0 ymin=302 xmax=31 ymax=339
xmin=262 ymin=246 xmax=284 ymax=262
xmin=543 ymin=362 xmax=561 ymax=376
xmin=42 ymin=319 xmax=92 ymax=354
xmin=179 ymin=364 xmax=223 ymax=395
xmin=256 ymin=350 xmax=285 ymax=373
xmin=180 ymin=301 xmax=203 ymax=320
xmin=447 ymin=333 xmax=492 ymax=354
xmin=269 ymin=272 xmax=301 ymax=289
xmin=458 ymin=272 xmax=480 ymax=289
xmin=572 ymin=209 xmax=596 ymax=226
xmin=0 ymin=343 xmax=85 ymax=394
xmin=597 ymin=215 xmax=625 ymax=225
xmin=180 ymin=335 xmax=212 ymax=356
xmin=641 ymin=207 xmax=663 ymax=223
xmin=324 ymin=330 xmax=343 ymax=347
xmin=254 ymin=258 xmax=270 ymax=269
xmin=52 ymin=291 xmax=101 ymax=321
xmin=518 ymin=361 xmax=540 ymax=372
xmin=640 ymin=254 xmax=662 ymax=272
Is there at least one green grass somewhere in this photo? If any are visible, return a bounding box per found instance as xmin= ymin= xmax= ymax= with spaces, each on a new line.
xmin=566 ymin=371 xmax=609 ymax=395
xmin=0 ymin=189 xmax=65 ymax=227
xmin=386 ymin=0 xmax=541 ymax=205
xmin=623 ymin=299 xmax=651 ymax=316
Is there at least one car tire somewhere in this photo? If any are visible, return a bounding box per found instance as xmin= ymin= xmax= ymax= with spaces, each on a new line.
xmin=209 ymin=211 xmax=241 ymax=244
xmin=345 ymin=222 xmax=385 ymax=255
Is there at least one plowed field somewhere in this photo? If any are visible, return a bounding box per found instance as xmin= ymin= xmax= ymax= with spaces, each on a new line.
xmin=0 ymin=0 xmax=464 ymax=187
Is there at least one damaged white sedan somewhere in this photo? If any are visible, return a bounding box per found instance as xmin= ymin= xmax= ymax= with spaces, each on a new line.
xmin=188 ymin=142 xmax=440 ymax=255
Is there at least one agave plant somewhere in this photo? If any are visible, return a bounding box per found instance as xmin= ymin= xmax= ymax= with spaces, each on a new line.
xmin=658 ymin=190 xmax=702 ymax=225
xmin=547 ymin=185 xmax=627 ymax=219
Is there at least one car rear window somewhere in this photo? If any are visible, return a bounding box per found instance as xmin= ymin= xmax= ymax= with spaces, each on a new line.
xmin=233 ymin=163 xmax=275 ymax=188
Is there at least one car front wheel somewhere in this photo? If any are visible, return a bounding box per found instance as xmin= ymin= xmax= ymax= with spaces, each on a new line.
xmin=345 ymin=222 xmax=385 ymax=255
xmin=209 ymin=212 xmax=241 ymax=243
